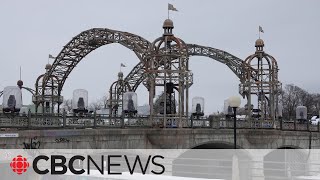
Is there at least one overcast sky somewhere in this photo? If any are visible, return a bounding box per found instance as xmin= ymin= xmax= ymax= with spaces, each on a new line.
xmin=0 ymin=0 xmax=319 ymax=114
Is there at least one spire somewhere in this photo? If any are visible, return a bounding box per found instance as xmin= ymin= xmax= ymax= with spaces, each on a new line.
xmin=255 ymin=38 xmax=264 ymax=52
xmin=163 ymin=19 xmax=174 ymax=36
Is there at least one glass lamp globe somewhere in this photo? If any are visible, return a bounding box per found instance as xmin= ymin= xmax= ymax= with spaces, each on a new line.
xmin=228 ymin=96 xmax=241 ymax=108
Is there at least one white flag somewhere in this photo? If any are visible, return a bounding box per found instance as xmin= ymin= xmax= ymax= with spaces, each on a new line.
xmin=120 ymin=63 xmax=126 ymax=67
xmin=259 ymin=26 xmax=264 ymax=33
xmin=168 ymin=3 xmax=178 ymax=11
xmin=49 ymin=54 xmax=55 ymax=59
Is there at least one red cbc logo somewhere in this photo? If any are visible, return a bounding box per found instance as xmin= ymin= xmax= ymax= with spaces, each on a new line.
xmin=10 ymin=155 xmax=30 ymax=175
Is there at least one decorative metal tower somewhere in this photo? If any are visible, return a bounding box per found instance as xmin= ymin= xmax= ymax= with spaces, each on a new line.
xmin=144 ymin=19 xmax=193 ymax=127
xmin=241 ymin=39 xmax=281 ymax=121
xmin=108 ymin=71 xmax=131 ymax=117
xmin=33 ymin=64 xmax=63 ymax=114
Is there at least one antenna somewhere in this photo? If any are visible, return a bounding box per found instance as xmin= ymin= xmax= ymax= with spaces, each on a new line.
xmin=20 ymin=66 xmax=22 ymax=80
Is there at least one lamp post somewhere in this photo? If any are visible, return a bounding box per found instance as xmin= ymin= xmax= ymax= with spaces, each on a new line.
xmin=228 ymin=96 xmax=241 ymax=149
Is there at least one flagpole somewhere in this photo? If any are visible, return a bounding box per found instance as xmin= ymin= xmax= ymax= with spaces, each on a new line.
xmin=259 ymin=27 xmax=260 ymax=39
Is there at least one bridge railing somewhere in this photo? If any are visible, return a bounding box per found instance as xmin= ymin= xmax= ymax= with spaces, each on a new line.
xmin=212 ymin=118 xmax=320 ymax=132
xmin=0 ymin=113 xmax=319 ymax=132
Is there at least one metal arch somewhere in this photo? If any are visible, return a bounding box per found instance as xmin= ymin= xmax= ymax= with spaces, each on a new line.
xmin=42 ymin=27 xmax=248 ymax=94
xmin=125 ymin=61 xmax=146 ymax=91
xmin=44 ymin=28 xmax=152 ymax=90
xmin=35 ymin=73 xmax=60 ymax=99
xmin=21 ymin=87 xmax=36 ymax=96
xmin=124 ymin=43 xmax=249 ymax=92
xmin=0 ymin=88 xmax=35 ymax=98
xmin=187 ymin=44 xmax=248 ymax=82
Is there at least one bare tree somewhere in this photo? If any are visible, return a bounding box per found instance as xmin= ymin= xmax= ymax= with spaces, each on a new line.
xmin=62 ymin=99 xmax=72 ymax=112
xmin=89 ymin=95 xmax=109 ymax=110
xmin=300 ymin=90 xmax=314 ymax=113
xmin=282 ymin=84 xmax=320 ymax=119
xmin=100 ymin=95 xmax=108 ymax=109
xmin=311 ymin=93 xmax=320 ymax=115
xmin=89 ymin=101 xmax=103 ymax=110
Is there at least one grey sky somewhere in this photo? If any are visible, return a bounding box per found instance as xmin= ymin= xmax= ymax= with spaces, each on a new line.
xmin=0 ymin=0 xmax=319 ymax=114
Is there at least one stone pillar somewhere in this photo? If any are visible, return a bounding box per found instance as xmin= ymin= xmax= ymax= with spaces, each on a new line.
xmin=250 ymin=150 xmax=267 ymax=180
xmin=307 ymin=150 xmax=320 ymax=176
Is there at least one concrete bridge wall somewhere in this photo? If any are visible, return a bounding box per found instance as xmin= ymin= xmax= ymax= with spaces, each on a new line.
xmin=1 ymin=129 xmax=320 ymax=149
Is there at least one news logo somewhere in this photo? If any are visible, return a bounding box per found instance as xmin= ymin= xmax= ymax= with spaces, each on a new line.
xmin=8 ymin=153 xmax=165 ymax=176
xmin=10 ymin=155 xmax=30 ymax=175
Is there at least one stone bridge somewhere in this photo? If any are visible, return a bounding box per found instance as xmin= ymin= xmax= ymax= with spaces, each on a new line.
xmin=1 ymin=128 xmax=319 ymax=149
xmin=2 ymin=128 xmax=320 ymax=180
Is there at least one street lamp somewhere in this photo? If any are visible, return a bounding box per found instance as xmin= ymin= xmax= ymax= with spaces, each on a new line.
xmin=228 ymin=96 xmax=241 ymax=149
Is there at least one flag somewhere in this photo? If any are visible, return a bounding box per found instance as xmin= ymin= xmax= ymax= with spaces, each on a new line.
xmin=49 ymin=54 xmax=55 ymax=59
xmin=259 ymin=26 xmax=264 ymax=33
xmin=120 ymin=63 xmax=126 ymax=67
xmin=168 ymin=3 xmax=178 ymax=11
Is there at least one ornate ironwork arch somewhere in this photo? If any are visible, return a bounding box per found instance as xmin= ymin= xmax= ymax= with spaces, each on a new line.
xmin=45 ymin=28 xmax=151 ymax=91
xmin=43 ymin=27 xmax=248 ymax=95
xmin=187 ymin=44 xmax=249 ymax=81
xmin=124 ymin=43 xmax=250 ymax=92
xmin=41 ymin=28 xmax=251 ymax=113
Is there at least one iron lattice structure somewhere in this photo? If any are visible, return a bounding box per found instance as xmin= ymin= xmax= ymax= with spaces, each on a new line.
xmin=47 ymin=28 xmax=150 ymax=88
xmin=108 ymin=72 xmax=131 ymax=117
xmin=144 ymin=19 xmax=192 ymax=127
xmin=33 ymin=19 xmax=280 ymax=123
xmin=124 ymin=43 xmax=254 ymax=93
xmin=240 ymin=39 xmax=281 ymax=121
xmin=34 ymin=28 xmax=151 ymax=112
xmin=33 ymin=64 xmax=63 ymax=113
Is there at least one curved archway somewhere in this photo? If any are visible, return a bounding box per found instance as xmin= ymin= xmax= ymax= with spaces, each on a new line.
xmin=191 ymin=141 xmax=239 ymax=149
xmin=264 ymin=148 xmax=308 ymax=179
xmin=41 ymin=28 xmax=253 ymax=115
xmin=42 ymin=27 xmax=250 ymax=94
xmin=172 ymin=142 xmax=252 ymax=179
xmin=125 ymin=43 xmax=249 ymax=92
xmin=45 ymin=28 xmax=151 ymax=91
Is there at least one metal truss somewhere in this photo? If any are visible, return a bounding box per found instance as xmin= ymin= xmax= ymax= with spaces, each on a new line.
xmin=124 ymin=43 xmax=250 ymax=92
xmin=187 ymin=44 xmax=249 ymax=82
xmin=34 ymin=73 xmax=62 ymax=113
xmin=42 ymin=26 xmax=250 ymax=93
xmin=36 ymin=28 xmax=152 ymax=111
xmin=44 ymin=28 xmax=151 ymax=90
xmin=39 ymin=27 xmax=257 ymax=116
xmin=241 ymin=40 xmax=281 ymax=121
xmin=108 ymin=72 xmax=131 ymax=116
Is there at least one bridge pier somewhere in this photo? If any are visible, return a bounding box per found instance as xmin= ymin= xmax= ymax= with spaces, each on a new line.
xmin=249 ymin=150 xmax=270 ymax=180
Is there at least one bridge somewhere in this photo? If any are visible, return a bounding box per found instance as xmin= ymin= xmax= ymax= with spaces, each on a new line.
xmin=2 ymin=127 xmax=320 ymax=149
xmin=0 ymin=17 xmax=314 ymax=154
xmin=0 ymin=114 xmax=319 ymax=149
xmin=1 ymin=123 xmax=320 ymax=179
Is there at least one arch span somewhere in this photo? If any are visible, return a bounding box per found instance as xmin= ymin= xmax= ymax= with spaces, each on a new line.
xmin=42 ymin=28 xmax=251 ymax=100
xmin=264 ymin=149 xmax=308 ymax=179
xmin=125 ymin=43 xmax=249 ymax=91
xmin=172 ymin=143 xmax=252 ymax=179
xmin=45 ymin=28 xmax=152 ymax=91
xmin=191 ymin=141 xmax=239 ymax=149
